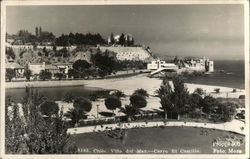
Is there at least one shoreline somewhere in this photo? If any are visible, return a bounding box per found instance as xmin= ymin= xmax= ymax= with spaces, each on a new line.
xmin=5 ymin=74 xmax=245 ymax=99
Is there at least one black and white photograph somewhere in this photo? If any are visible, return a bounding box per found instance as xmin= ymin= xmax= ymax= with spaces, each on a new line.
xmin=1 ymin=0 xmax=249 ymax=158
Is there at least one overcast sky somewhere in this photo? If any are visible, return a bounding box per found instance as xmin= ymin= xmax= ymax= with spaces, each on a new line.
xmin=6 ymin=4 xmax=244 ymax=60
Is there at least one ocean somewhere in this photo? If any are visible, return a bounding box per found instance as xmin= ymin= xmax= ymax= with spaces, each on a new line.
xmin=184 ymin=60 xmax=245 ymax=89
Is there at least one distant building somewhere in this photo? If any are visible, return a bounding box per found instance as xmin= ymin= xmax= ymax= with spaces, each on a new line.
xmin=147 ymin=57 xmax=214 ymax=74
xmin=53 ymin=63 xmax=73 ymax=75
xmin=28 ymin=62 xmax=73 ymax=78
xmin=147 ymin=60 xmax=178 ymax=70
xmin=108 ymin=33 xmax=134 ymax=45
xmin=99 ymin=46 xmax=153 ymax=62
xmin=28 ymin=62 xmax=46 ymax=75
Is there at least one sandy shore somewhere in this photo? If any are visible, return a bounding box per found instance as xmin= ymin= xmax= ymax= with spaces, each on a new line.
xmin=56 ymin=74 xmax=245 ymax=120
xmin=6 ymin=74 xmax=245 ymax=99
xmin=83 ymin=74 xmax=245 ymax=98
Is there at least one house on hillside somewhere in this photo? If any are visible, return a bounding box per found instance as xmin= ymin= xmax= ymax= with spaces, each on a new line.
xmin=28 ymin=62 xmax=46 ymax=75
xmin=45 ymin=64 xmax=60 ymax=77
xmin=6 ymin=61 xmax=25 ymax=78
xmin=28 ymin=62 xmax=73 ymax=79
xmin=53 ymin=63 xmax=73 ymax=75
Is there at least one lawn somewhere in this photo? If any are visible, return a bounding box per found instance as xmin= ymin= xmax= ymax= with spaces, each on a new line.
xmin=70 ymin=126 xmax=245 ymax=154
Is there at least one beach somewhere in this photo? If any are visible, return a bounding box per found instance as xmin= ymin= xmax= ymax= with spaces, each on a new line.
xmin=6 ymin=74 xmax=245 ymax=98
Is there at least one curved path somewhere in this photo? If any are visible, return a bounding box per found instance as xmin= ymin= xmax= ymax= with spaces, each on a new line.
xmin=67 ymin=119 xmax=245 ymax=135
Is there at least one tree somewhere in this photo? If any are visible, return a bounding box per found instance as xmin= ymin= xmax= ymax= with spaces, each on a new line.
xmin=119 ymin=105 xmax=139 ymax=122
xmin=188 ymin=93 xmax=203 ymax=118
xmin=72 ymin=60 xmax=91 ymax=78
xmin=110 ymin=90 xmax=125 ymax=98
xmin=110 ymin=33 xmax=115 ymax=44
xmin=73 ymin=97 xmax=92 ymax=112
xmin=105 ymin=96 xmax=122 ymax=116
xmin=40 ymin=101 xmax=59 ymax=117
xmin=6 ymin=68 xmax=16 ymax=81
xmin=64 ymin=108 xmax=87 ymax=126
xmin=63 ymin=93 xmax=74 ymax=103
xmin=53 ymin=45 xmax=57 ymax=52
xmin=39 ymin=70 xmax=52 ymax=81
xmin=217 ymin=102 xmax=236 ymax=122
xmin=133 ymin=88 xmax=149 ymax=98
xmin=172 ymin=76 xmax=189 ymax=120
xmin=92 ymin=51 xmax=117 ymax=76
xmin=67 ymin=69 xmax=75 ymax=79
xmin=64 ymin=97 xmax=92 ymax=125
xmin=35 ymin=26 xmax=39 ymax=37
xmin=5 ymin=87 xmax=77 ymax=154
xmin=24 ymin=69 xmax=32 ymax=81
xmin=6 ymin=47 xmax=15 ymax=59
xmin=156 ymin=78 xmax=173 ymax=119
xmin=129 ymin=94 xmax=147 ymax=109
xmin=202 ymin=96 xmax=218 ymax=115
xmin=194 ymin=88 xmax=204 ymax=96
xmin=54 ymin=73 xmax=64 ymax=80
xmin=118 ymin=33 xmax=125 ymax=45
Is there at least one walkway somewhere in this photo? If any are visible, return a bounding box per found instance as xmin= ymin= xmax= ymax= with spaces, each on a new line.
xmin=67 ymin=119 xmax=245 ymax=135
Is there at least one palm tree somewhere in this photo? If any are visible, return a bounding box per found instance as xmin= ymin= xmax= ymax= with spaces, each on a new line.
xmin=119 ymin=105 xmax=138 ymax=122
xmin=64 ymin=108 xmax=87 ymax=126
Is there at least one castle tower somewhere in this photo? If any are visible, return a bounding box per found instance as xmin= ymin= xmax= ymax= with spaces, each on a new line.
xmin=208 ymin=61 xmax=214 ymax=72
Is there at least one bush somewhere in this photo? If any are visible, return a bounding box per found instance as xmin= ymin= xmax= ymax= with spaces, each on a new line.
xmin=133 ymin=88 xmax=149 ymax=98
xmin=105 ymin=96 xmax=122 ymax=112
xmin=239 ymin=95 xmax=245 ymax=99
xmin=40 ymin=101 xmax=59 ymax=117
xmin=214 ymin=88 xmax=220 ymax=93
xmin=63 ymin=93 xmax=74 ymax=103
xmin=130 ymin=94 xmax=147 ymax=109
xmin=39 ymin=70 xmax=52 ymax=81
xmin=73 ymin=97 xmax=92 ymax=112
xmin=6 ymin=68 xmax=16 ymax=81
xmin=54 ymin=73 xmax=65 ymax=80
xmin=110 ymin=90 xmax=125 ymax=98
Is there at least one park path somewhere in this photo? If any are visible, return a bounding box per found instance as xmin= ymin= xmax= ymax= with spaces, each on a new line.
xmin=67 ymin=119 xmax=245 ymax=135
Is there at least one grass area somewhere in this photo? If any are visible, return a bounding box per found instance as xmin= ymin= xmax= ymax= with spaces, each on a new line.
xmin=70 ymin=126 xmax=245 ymax=154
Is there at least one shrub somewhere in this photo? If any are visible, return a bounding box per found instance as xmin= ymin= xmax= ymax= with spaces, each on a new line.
xmin=40 ymin=101 xmax=59 ymax=117
xmin=6 ymin=68 xmax=16 ymax=81
xmin=73 ymin=97 xmax=92 ymax=112
xmin=39 ymin=70 xmax=52 ymax=81
xmin=133 ymin=88 xmax=149 ymax=98
xmin=239 ymin=95 xmax=245 ymax=99
xmin=105 ymin=96 xmax=122 ymax=112
xmin=130 ymin=94 xmax=147 ymax=109
xmin=214 ymin=88 xmax=220 ymax=93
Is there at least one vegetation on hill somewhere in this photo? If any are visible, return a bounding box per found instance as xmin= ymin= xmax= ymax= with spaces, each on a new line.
xmin=55 ymin=33 xmax=106 ymax=46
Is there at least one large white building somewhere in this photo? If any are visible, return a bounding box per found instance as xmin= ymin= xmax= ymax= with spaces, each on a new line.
xmin=107 ymin=33 xmax=134 ymax=45
xmin=99 ymin=46 xmax=153 ymax=62
xmin=147 ymin=57 xmax=214 ymax=73
xmin=147 ymin=60 xmax=178 ymax=70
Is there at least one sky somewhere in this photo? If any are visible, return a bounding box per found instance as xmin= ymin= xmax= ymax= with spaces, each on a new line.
xmin=6 ymin=4 xmax=245 ymax=60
